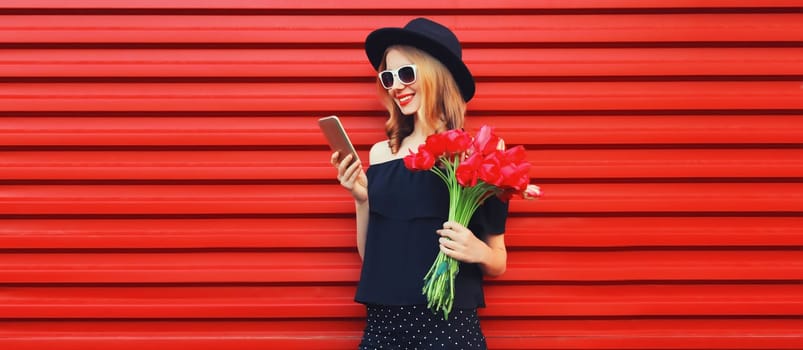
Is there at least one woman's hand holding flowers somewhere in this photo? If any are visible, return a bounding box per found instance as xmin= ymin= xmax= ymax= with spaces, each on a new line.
xmin=437 ymin=221 xmax=490 ymax=265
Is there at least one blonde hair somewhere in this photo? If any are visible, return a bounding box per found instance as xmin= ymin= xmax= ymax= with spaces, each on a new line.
xmin=377 ymin=45 xmax=466 ymax=154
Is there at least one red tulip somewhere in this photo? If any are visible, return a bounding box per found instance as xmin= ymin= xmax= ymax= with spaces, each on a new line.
xmin=456 ymin=152 xmax=482 ymax=187
xmin=443 ymin=129 xmax=472 ymax=154
xmin=499 ymin=162 xmax=531 ymax=191
xmin=473 ymin=125 xmax=501 ymax=156
xmin=403 ymin=145 xmax=436 ymax=171
xmin=478 ymin=151 xmax=504 ymax=186
xmin=423 ymin=133 xmax=448 ymax=158
xmin=502 ymin=145 xmax=527 ymax=163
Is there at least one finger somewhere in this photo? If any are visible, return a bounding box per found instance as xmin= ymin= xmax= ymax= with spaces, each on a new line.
xmin=337 ymin=154 xmax=352 ymax=171
xmin=439 ymin=244 xmax=465 ymax=262
xmin=437 ymin=228 xmax=450 ymax=239
xmin=439 ymin=241 xmax=454 ymax=254
xmin=345 ymin=164 xmax=361 ymax=184
xmin=440 ymin=222 xmax=453 ymax=236
xmin=448 ymin=222 xmax=474 ymax=240
xmin=439 ymin=237 xmax=461 ymax=250
xmin=341 ymin=158 xmax=360 ymax=181
xmin=440 ymin=227 xmax=467 ymax=243
xmin=330 ymin=152 xmax=339 ymax=165
xmin=439 ymin=244 xmax=451 ymax=257
xmin=337 ymin=155 xmax=353 ymax=179
xmin=443 ymin=221 xmax=466 ymax=231
xmin=449 ymin=230 xmax=467 ymax=244
xmin=347 ymin=157 xmax=362 ymax=172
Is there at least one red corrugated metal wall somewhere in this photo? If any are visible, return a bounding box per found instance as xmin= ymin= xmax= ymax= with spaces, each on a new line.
xmin=1 ymin=1 xmax=802 ymax=349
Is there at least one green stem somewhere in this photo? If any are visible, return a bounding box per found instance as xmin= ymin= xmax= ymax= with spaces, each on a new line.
xmin=421 ymin=154 xmax=498 ymax=320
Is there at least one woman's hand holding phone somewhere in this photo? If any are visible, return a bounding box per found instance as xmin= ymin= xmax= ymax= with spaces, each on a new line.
xmin=331 ymin=151 xmax=368 ymax=203
xmin=319 ymin=115 xmax=367 ymax=202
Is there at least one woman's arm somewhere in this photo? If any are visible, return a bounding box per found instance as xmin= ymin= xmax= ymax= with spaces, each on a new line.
xmin=331 ymin=152 xmax=369 ymax=259
xmin=478 ymin=234 xmax=507 ymax=277
xmin=354 ymin=198 xmax=369 ymax=260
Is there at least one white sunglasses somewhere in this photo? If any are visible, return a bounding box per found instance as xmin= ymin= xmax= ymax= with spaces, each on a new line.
xmin=378 ymin=64 xmax=417 ymax=89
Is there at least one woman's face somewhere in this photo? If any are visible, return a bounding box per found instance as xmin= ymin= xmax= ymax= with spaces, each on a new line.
xmin=384 ymin=48 xmax=422 ymax=116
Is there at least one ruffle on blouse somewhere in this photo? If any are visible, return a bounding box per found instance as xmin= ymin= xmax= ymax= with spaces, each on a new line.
xmin=367 ymin=160 xmax=450 ymax=221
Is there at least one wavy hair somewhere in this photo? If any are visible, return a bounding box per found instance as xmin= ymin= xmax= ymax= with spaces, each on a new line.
xmin=376 ymin=45 xmax=467 ymax=154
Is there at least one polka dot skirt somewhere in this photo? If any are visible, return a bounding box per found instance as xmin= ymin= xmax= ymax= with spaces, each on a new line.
xmin=358 ymin=304 xmax=487 ymax=350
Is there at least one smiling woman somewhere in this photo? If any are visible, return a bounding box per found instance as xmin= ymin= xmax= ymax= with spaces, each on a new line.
xmin=329 ymin=17 xmax=511 ymax=349
xmin=377 ymin=44 xmax=468 ymax=156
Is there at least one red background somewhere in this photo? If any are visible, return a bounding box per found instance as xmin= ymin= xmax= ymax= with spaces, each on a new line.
xmin=1 ymin=0 xmax=802 ymax=348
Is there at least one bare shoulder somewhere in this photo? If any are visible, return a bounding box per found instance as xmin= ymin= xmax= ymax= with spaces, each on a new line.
xmin=369 ymin=140 xmax=394 ymax=165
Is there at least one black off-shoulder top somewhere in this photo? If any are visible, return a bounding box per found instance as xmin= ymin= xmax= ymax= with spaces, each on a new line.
xmin=354 ymin=158 xmax=509 ymax=309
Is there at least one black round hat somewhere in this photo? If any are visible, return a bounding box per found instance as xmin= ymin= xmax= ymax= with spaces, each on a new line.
xmin=365 ymin=17 xmax=475 ymax=102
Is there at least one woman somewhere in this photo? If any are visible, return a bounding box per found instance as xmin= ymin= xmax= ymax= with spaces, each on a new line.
xmin=331 ymin=18 xmax=508 ymax=350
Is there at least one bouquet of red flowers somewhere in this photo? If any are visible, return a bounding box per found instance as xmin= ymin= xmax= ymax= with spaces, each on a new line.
xmin=404 ymin=125 xmax=541 ymax=319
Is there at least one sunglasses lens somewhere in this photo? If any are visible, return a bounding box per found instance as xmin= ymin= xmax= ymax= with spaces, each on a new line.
xmin=380 ymin=71 xmax=395 ymax=89
xmin=398 ymin=66 xmax=416 ymax=84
